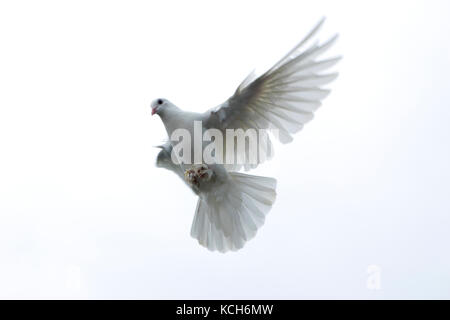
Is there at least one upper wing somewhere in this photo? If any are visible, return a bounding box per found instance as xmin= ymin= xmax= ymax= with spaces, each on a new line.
xmin=203 ymin=18 xmax=340 ymax=171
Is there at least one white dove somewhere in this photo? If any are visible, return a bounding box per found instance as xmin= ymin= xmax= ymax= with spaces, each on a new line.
xmin=151 ymin=18 xmax=340 ymax=253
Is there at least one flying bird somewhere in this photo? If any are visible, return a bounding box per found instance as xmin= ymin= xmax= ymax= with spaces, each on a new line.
xmin=151 ymin=18 xmax=340 ymax=253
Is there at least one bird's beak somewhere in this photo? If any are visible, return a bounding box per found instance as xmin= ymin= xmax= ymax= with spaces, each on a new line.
xmin=151 ymin=107 xmax=157 ymax=116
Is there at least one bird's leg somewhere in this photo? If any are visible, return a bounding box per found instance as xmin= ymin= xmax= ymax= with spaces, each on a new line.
xmin=196 ymin=164 xmax=213 ymax=182
xmin=184 ymin=167 xmax=199 ymax=187
xmin=184 ymin=164 xmax=213 ymax=188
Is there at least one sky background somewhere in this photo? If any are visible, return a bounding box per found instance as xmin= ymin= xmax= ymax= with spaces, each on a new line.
xmin=1 ymin=0 xmax=450 ymax=299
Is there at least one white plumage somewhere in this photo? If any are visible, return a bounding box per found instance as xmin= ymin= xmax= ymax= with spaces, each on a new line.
xmin=191 ymin=173 xmax=277 ymax=252
xmin=152 ymin=18 xmax=340 ymax=253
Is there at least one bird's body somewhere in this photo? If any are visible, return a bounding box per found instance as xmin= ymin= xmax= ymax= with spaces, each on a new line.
xmin=157 ymin=105 xmax=225 ymax=194
xmin=151 ymin=18 xmax=340 ymax=253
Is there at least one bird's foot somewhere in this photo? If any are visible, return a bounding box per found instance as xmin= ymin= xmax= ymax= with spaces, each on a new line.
xmin=184 ymin=164 xmax=213 ymax=188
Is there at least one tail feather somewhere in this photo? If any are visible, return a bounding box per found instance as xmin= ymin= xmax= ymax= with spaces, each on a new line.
xmin=190 ymin=173 xmax=277 ymax=253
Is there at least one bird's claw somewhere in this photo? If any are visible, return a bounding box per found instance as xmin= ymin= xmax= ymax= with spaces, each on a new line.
xmin=184 ymin=164 xmax=213 ymax=188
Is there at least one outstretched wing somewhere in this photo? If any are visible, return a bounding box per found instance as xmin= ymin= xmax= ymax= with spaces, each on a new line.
xmin=203 ymin=18 xmax=340 ymax=171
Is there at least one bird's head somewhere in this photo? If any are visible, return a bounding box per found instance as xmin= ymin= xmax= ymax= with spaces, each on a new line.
xmin=151 ymin=98 xmax=173 ymax=117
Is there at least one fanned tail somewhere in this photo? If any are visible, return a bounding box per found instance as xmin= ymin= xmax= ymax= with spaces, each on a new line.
xmin=190 ymin=173 xmax=277 ymax=253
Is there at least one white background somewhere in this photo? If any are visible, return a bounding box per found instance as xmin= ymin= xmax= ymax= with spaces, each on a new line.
xmin=1 ymin=0 xmax=449 ymax=299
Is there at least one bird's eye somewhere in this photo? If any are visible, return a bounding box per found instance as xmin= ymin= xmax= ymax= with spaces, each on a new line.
xmin=157 ymin=99 xmax=164 ymax=105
